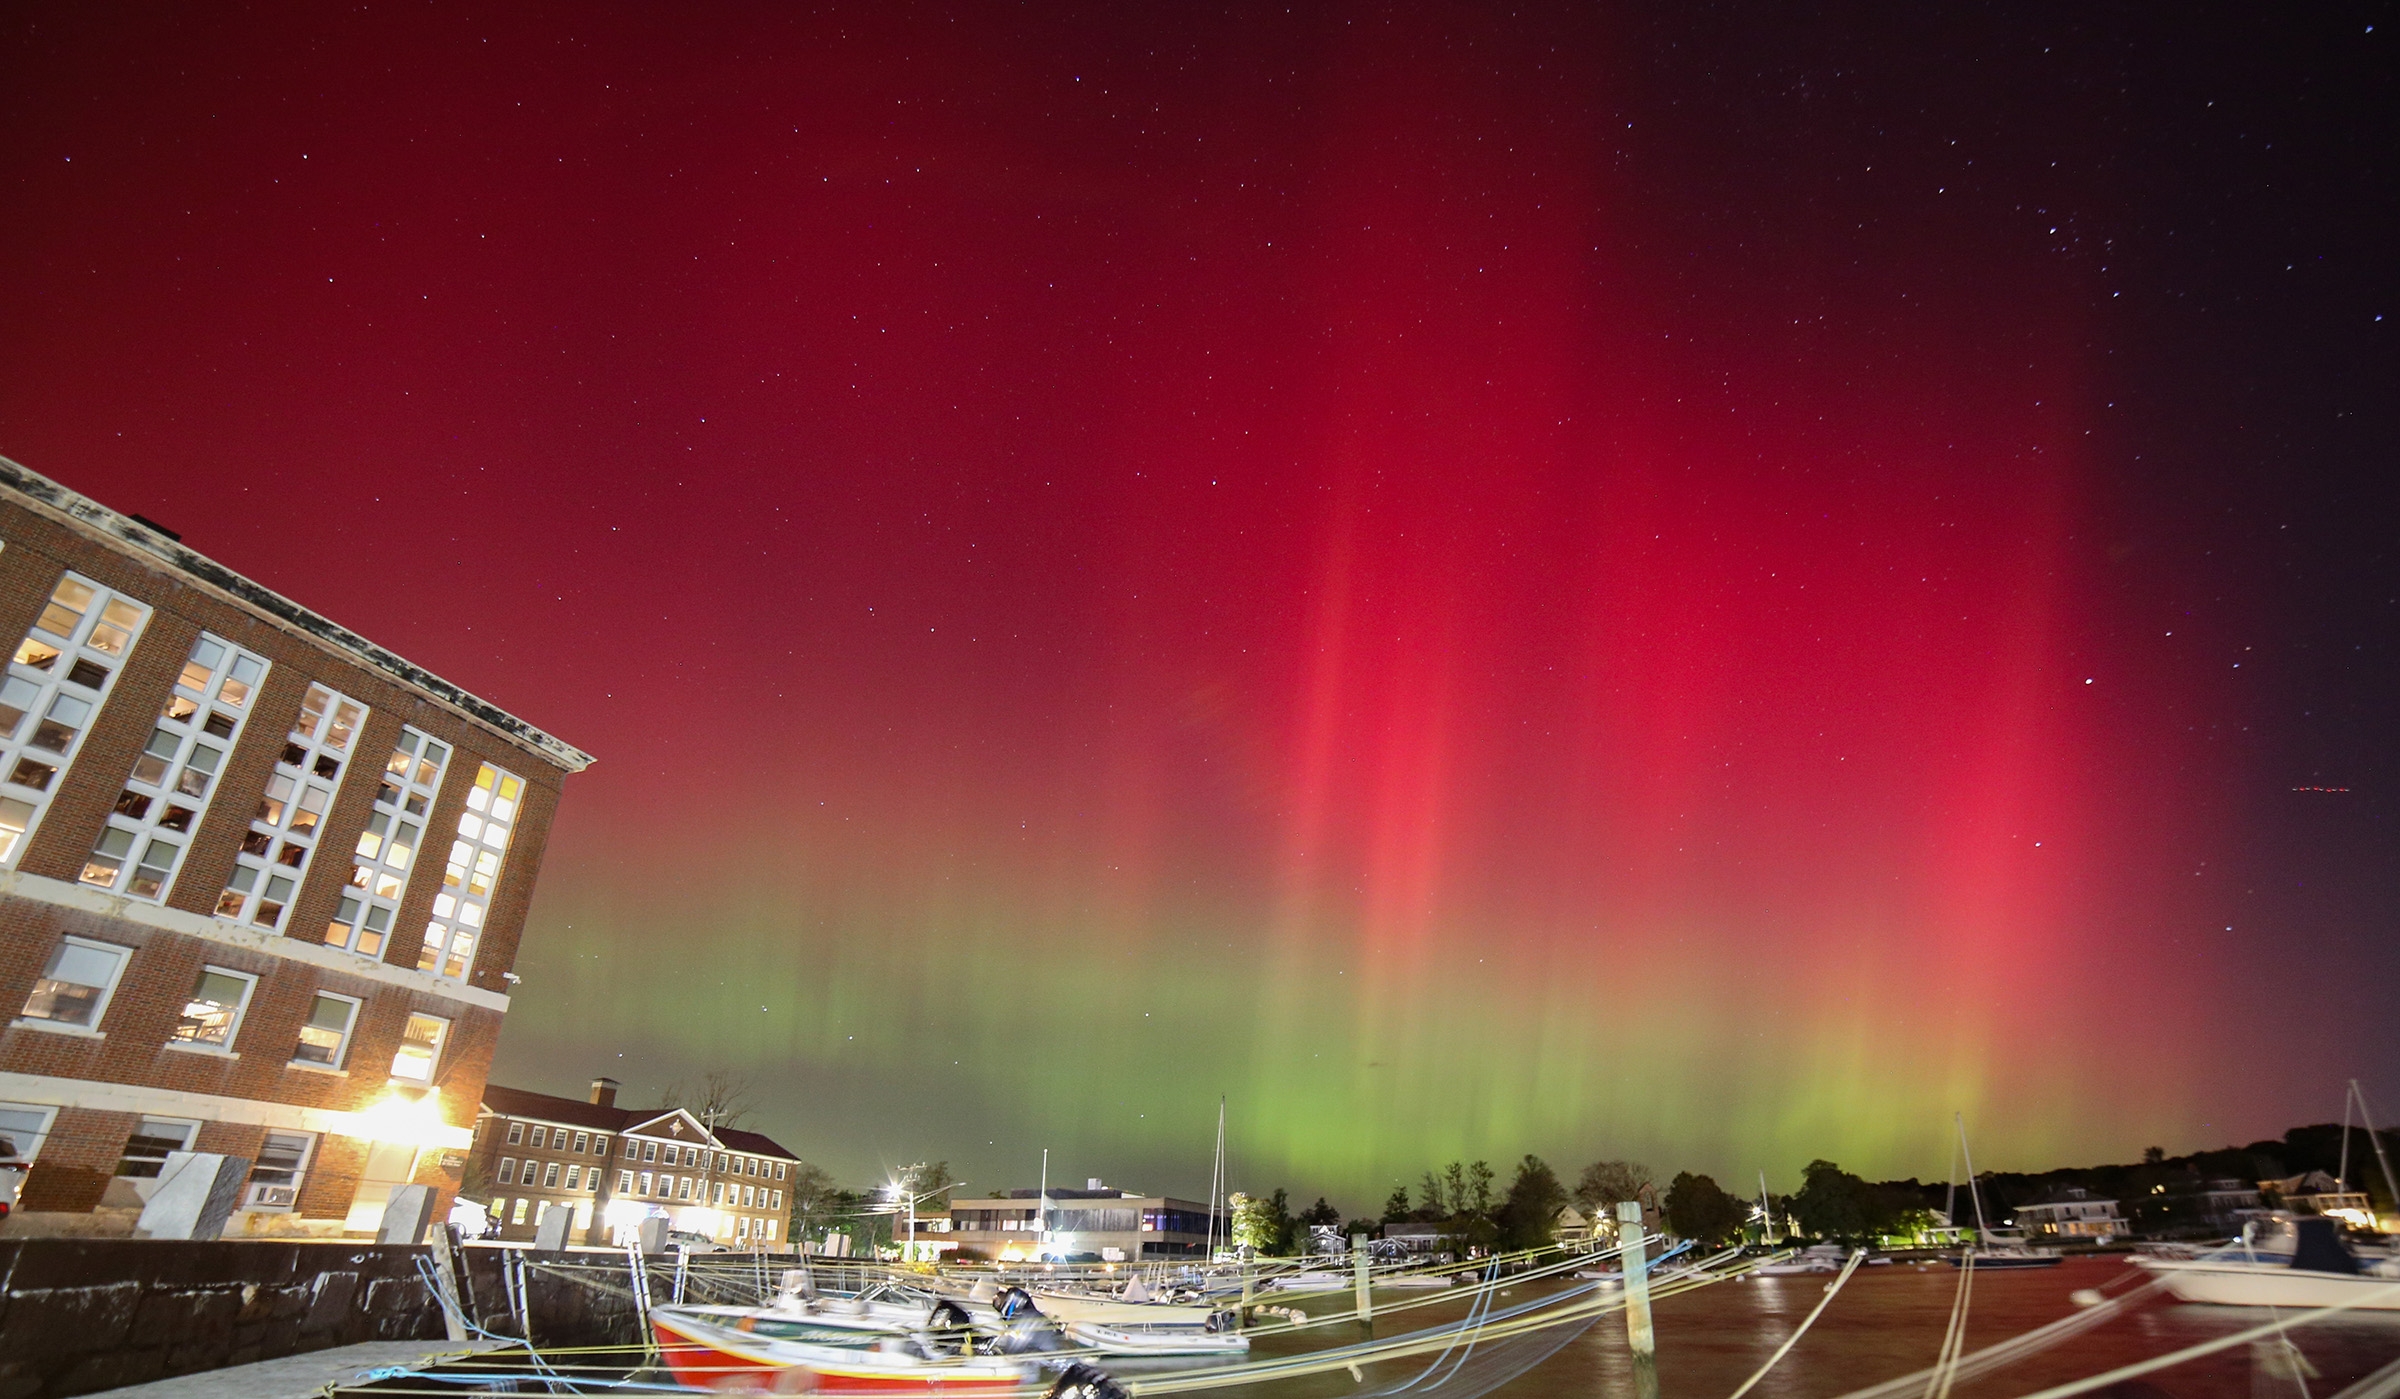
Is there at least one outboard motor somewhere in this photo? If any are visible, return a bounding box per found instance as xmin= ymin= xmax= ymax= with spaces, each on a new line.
xmin=916 ymin=1298 xmax=977 ymax=1356
xmin=2289 ymin=1217 xmax=2362 ymax=1275
xmin=989 ymin=1289 xmax=1068 ymax=1354
xmin=1048 ymin=1364 xmax=1131 ymax=1399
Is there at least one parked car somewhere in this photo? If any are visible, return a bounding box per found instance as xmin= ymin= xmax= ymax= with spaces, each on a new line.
xmin=668 ymin=1230 xmax=729 ymax=1253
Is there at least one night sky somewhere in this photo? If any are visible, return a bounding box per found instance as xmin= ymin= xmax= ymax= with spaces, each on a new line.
xmin=3 ymin=2 xmax=2394 ymax=1209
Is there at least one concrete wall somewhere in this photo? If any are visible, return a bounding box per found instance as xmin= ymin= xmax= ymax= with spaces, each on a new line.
xmin=0 ymin=1239 xmax=641 ymax=1399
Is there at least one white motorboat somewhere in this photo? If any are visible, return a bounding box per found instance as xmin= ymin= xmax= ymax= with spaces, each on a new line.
xmin=1754 ymin=1244 xmax=1845 ymax=1276
xmin=1262 ymin=1271 xmax=1352 ymax=1293
xmin=1062 ymin=1321 xmax=1250 ymax=1356
xmin=1378 ymin=1272 xmax=1457 ymax=1290
xmin=2135 ymin=1217 xmax=2400 ymax=1309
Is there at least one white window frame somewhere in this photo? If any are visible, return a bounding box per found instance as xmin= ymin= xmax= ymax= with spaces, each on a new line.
xmin=1 ymin=574 xmax=152 ymax=867
xmin=14 ymin=934 xmax=132 ymax=1035
xmin=420 ymin=761 xmax=524 ymax=980
xmin=543 ymin=1161 xmax=561 ymax=1188
xmin=115 ymin=1116 xmax=201 ymax=1181
xmin=168 ymin=965 xmax=259 ymax=1053
xmin=389 ymin=1011 xmax=449 ymax=1084
xmin=290 ymin=989 xmax=361 ymax=1070
xmin=331 ymin=725 xmax=450 ymax=959
xmin=220 ymin=682 xmax=368 ymax=931
xmin=506 ymin=1121 xmax=523 ymax=1145
xmin=499 ymin=1157 xmax=518 ymax=1185
xmin=563 ymin=1163 xmax=580 ymax=1190
xmin=82 ymin=632 xmax=271 ymax=903
xmin=0 ymin=1101 xmax=60 ymax=1170
xmin=243 ymin=1130 xmax=316 ymax=1210
xmin=527 ymin=1125 xmax=546 ymax=1149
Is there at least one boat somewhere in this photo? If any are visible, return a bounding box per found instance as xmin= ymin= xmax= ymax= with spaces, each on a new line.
xmin=1754 ymin=1244 xmax=1845 ymax=1276
xmin=1942 ymin=1113 xmax=2061 ymax=1269
xmin=1262 ymin=1270 xmax=1352 ymax=1293
xmin=1378 ymin=1272 xmax=1457 ymax=1290
xmin=2134 ymin=1217 xmax=2400 ymax=1309
xmin=651 ymin=1304 xmax=1037 ymax=1394
xmin=1061 ymin=1320 xmax=1250 ymax=1356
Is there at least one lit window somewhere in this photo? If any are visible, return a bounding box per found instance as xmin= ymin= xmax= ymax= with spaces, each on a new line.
xmin=292 ymin=991 xmax=360 ymax=1068
xmin=499 ymin=1158 xmax=518 ymax=1184
xmin=84 ymin=633 xmax=269 ymax=902
xmin=419 ymin=761 xmax=522 ymax=980
xmin=513 ymin=1198 xmax=530 ymax=1224
xmin=170 ymin=967 xmax=257 ymax=1049
xmin=115 ymin=1116 xmax=199 ymax=1178
xmin=330 ymin=726 xmax=449 ymax=958
xmin=220 ymin=683 xmax=366 ymax=930
xmin=1 ymin=575 xmax=149 ymax=862
xmin=389 ymin=1011 xmax=448 ymax=1083
xmin=245 ymin=1131 xmax=315 ymax=1209
xmin=765 ymin=1219 xmax=777 ymax=1241
xmin=17 ymin=936 xmax=130 ymax=1029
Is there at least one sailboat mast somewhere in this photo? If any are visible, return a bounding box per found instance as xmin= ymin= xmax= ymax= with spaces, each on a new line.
xmin=1039 ymin=1147 xmax=1050 ymax=1250
xmin=2353 ymin=1080 xmax=2400 ymax=1228
xmin=1758 ymin=1169 xmax=1775 ymax=1245
xmin=1956 ymin=1112 xmax=1990 ymax=1235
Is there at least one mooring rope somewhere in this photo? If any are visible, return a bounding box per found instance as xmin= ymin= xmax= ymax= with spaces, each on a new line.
xmin=1923 ymin=1248 xmax=1973 ymax=1399
xmin=1723 ymin=1247 xmax=1866 ymax=1399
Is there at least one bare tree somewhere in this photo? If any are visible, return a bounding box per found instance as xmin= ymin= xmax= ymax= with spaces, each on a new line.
xmin=1574 ymin=1159 xmax=1656 ymax=1215
xmin=664 ymin=1069 xmax=757 ymax=1130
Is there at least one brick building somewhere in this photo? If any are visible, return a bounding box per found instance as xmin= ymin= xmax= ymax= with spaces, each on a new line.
xmin=470 ymin=1077 xmax=802 ymax=1250
xmin=0 ymin=456 xmax=590 ymax=1238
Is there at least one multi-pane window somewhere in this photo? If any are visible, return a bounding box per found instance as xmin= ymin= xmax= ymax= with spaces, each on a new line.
xmin=244 ymin=1131 xmax=315 ymax=1209
xmin=331 ymin=726 xmax=449 ymax=958
xmin=291 ymin=991 xmax=359 ymax=1068
xmin=115 ymin=1116 xmax=199 ymax=1178
xmin=170 ymin=967 xmax=257 ymax=1050
xmin=419 ymin=762 xmax=523 ymax=980
xmin=220 ymin=684 xmax=366 ymax=931
xmin=16 ymin=936 xmax=130 ymax=1030
xmin=499 ymin=1158 xmax=518 ymax=1185
xmin=1 ymin=574 xmax=150 ymax=863
xmin=82 ymin=634 xmax=269 ymax=901
xmin=389 ymin=1011 xmax=448 ymax=1083
xmin=543 ymin=1161 xmax=561 ymax=1188
xmin=505 ymin=1121 xmax=523 ymax=1145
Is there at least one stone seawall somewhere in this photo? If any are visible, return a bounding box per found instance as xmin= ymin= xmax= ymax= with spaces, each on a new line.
xmin=0 ymin=1239 xmax=643 ymax=1399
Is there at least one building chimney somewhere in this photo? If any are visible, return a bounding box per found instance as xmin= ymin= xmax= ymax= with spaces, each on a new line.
xmin=590 ymin=1077 xmax=619 ymax=1109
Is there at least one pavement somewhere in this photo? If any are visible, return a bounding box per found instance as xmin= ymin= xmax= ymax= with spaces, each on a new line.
xmin=87 ymin=1338 xmax=516 ymax=1398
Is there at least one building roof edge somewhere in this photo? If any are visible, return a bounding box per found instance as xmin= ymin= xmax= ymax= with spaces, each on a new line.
xmin=0 ymin=455 xmax=594 ymax=773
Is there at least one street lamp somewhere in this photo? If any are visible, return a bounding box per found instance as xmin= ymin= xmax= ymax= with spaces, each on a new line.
xmin=882 ymin=1179 xmax=966 ymax=1261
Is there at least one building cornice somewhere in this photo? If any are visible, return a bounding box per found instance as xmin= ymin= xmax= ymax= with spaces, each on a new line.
xmin=0 ymin=1069 xmax=475 ymax=1149
xmin=0 ymin=454 xmax=593 ymax=774
xmin=0 ymin=870 xmax=511 ymax=1014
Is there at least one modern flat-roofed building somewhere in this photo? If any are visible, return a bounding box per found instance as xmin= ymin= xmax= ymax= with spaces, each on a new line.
xmin=469 ymin=1077 xmax=801 ymax=1250
xmin=945 ymin=1181 xmax=1225 ymax=1262
xmin=0 ymin=457 xmax=590 ymax=1238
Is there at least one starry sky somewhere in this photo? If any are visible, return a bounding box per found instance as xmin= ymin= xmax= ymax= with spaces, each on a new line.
xmin=2 ymin=2 xmax=2394 ymax=1210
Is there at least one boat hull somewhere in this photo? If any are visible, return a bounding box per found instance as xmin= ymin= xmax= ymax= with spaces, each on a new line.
xmin=2134 ymin=1260 xmax=2400 ymax=1310
xmin=652 ymin=1310 xmax=1035 ymax=1395
xmin=1943 ymin=1255 xmax=2061 ymax=1269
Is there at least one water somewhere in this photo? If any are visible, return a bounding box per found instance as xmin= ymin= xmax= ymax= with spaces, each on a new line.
xmin=1243 ymin=1260 xmax=2400 ymax=1399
